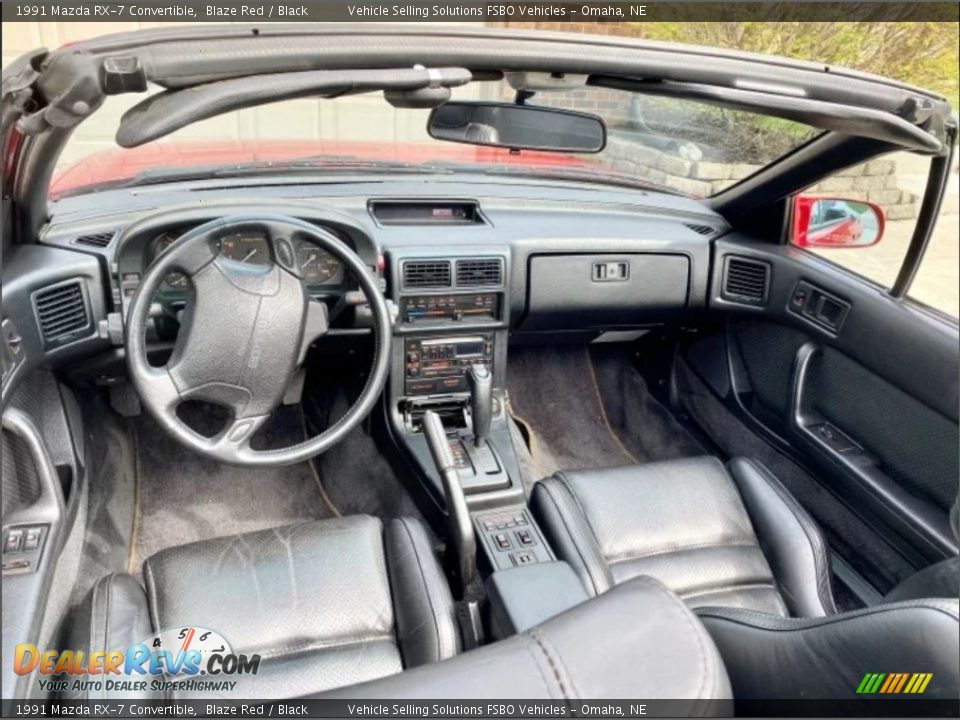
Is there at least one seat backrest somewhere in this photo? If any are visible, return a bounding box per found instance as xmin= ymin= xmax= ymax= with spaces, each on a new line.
xmin=698 ymin=600 xmax=959 ymax=701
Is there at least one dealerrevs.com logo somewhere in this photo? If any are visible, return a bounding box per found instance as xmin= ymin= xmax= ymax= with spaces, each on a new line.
xmin=14 ymin=626 xmax=260 ymax=695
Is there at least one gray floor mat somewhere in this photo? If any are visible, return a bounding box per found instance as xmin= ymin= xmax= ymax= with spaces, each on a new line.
xmin=589 ymin=345 xmax=705 ymax=462
xmin=128 ymin=406 xmax=335 ymax=577
xmin=305 ymin=390 xmax=426 ymax=525
xmin=507 ymin=346 xmax=636 ymax=476
xmin=506 ymin=345 xmax=703 ymax=477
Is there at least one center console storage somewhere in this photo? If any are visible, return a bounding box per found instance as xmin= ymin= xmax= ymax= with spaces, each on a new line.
xmin=485 ymin=561 xmax=589 ymax=639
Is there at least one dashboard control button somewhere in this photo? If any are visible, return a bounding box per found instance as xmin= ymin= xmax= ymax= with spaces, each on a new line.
xmin=23 ymin=528 xmax=41 ymax=551
xmin=494 ymin=533 xmax=511 ymax=550
xmin=4 ymin=530 xmax=22 ymax=554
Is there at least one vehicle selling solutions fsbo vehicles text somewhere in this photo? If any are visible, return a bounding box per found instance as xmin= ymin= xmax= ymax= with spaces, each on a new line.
xmin=346 ymin=5 xmax=646 ymax=18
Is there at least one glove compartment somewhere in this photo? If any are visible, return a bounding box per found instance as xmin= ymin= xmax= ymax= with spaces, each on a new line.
xmin=521 ymin=253 xmax=690 ymax=330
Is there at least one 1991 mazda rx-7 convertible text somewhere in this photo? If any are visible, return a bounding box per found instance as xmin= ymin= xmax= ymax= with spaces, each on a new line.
xmin=1 ymin=24 xmax=958 ymax=712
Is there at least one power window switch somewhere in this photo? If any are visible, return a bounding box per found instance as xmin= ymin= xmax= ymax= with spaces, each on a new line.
xmin=4 ymin=530 xmax=22 ymax=554
xmin=516 ymin=529 xmax=536 ymax=547
xmin=494 ymin=533 xmax=512 ymax=550
xmin=23 ymin=528 xmax=41 ymax=552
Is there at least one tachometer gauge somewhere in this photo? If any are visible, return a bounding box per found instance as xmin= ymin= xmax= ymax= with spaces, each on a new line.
xmin=295 ymin=240 xmax=343 ymax=284
xmin=218 ymin=231 xmax=271 ymax=265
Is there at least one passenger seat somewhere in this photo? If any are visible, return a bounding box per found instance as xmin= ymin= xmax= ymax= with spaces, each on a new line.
xmin=530 ymin=456 xmax=835 ymax=616
xmin=531 ymin=456 xmax=960 ymax=700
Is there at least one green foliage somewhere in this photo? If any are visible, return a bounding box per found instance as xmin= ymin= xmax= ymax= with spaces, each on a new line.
xmin=635 ymin=22 xmax=959 ymax=107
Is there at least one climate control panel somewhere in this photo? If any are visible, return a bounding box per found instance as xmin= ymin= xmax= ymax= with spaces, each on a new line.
xmin=404 ymin=334 xmax=494 ymax=395
xmin=401 ymin=293 xmax=499 ymax=323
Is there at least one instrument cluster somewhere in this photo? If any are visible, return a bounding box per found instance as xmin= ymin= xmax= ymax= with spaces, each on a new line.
xmin=149 ymin=226 xmax=347 ymax=291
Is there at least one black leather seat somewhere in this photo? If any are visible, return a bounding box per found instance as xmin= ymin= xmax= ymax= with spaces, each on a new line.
xmin=531 ymin=456 xmax=835 ymax=616
xmin=532 ymin=456 xmax=960 ymax=699
xmin=70 ymin=515 xmax=733 ymax=702
xmin=70 ymin=516 xmax=460 ymax=698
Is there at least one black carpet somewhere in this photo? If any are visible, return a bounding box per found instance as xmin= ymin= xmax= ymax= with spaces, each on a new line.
xmin=506 ymin=345 xmax=704 ymax=478
xmin=128 ymin=405 xmax=336 ymax=577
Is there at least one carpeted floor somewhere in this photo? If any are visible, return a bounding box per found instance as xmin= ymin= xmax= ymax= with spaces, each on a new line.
xmin=506 ymin=345 xmax=704 ymax=479
xmin=127 ymin=405 xmax=337 ymax=577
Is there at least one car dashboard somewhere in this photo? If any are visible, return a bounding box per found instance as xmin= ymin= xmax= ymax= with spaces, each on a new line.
xmin=1 ymin=177 xmax=730 ymax=411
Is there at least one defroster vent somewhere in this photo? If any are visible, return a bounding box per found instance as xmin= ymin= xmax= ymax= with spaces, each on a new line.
xmin=73 ymin=231 xmax=116 ymax=248
xmin=402 ymin=260 xmax=452 ymax=289
xmin=32 ymin=280 xmax=91 ymax=348
xmin=456 ymin=258 xmax=503 ymax=287
xmin=722 ymin=257 xmax=770 ymax=306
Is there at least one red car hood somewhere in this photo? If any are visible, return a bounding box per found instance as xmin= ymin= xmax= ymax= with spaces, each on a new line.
xmin=50 ymin=140 xmax=591 ymax=198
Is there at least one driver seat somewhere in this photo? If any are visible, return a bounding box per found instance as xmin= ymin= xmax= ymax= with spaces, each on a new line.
xmin=68 ymin=516 xmax=460 ymax=699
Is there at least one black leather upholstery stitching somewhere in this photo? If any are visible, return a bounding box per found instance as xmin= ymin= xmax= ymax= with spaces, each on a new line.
xmin=529 ymin=630 xmax=571 ymax=700
xmin=741 ymin=459 xmax=837 ymax=615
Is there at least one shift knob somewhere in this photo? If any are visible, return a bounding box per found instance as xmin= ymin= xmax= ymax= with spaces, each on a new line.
xmin=467 ymin=363 xmax=492 ymax=447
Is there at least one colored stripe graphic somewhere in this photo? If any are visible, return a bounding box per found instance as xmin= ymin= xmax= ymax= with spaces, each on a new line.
xmin=857 ymin=672 xmax=932 ymax=694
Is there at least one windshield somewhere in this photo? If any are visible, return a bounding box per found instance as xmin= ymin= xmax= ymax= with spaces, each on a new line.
xmin=52 ymin=79 xmax=820 ymax=199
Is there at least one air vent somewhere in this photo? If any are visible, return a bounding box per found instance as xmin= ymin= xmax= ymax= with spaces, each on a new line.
xmin=371 ymin=200 xmax=484 ymax=226
xmin=456 ymin=258 xmax=503 ymax=287
xmin=722 ymin=257 xmax=770 ymax=306
xmin=73 ymin=231 xmax=115 ymax=248
xmin=685 ymin=223 xmax=718 ymax=237
xmin=32 ymin=280 xmax=91 ymax=347
xmin=402 ymin=260 xmax=452 ymax=289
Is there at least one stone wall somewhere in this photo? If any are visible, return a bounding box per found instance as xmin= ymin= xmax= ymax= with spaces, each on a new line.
xmin=601 ymin=136 xmax=919 ymax=219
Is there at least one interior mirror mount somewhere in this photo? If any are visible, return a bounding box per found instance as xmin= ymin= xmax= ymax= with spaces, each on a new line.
xmin=428 ymin=101 xmax=606 ymax=153
xmin=792 ymin=196 xmax=886 ymax=248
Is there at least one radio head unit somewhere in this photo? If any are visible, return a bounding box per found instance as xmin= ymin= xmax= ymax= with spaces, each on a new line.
xmin=404 ymin=334 xmax=494 ymax=395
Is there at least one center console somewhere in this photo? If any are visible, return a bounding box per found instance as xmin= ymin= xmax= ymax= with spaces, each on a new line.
xmin=387 ymin=248 xmax=520 ymax=505
xmin=386 ymin=246 xmax=584 ymax=637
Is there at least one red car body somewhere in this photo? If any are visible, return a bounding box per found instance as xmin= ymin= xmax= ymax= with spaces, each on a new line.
xmin=49 ymin=140 xmax=592 ymax=198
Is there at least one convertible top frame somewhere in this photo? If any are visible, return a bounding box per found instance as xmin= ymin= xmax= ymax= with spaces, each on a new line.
xmin=2 ymin=24 xmax=956 ymax=237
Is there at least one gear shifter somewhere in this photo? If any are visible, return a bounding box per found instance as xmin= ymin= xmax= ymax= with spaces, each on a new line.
xmin=422 ymin=410 xmax=476 ymax=595
xmin=467 ymin=363 xmax=492 ymax=447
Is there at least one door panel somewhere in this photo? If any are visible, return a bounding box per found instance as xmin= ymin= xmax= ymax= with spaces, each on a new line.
xmin=697 ymin=236 xmax=959 ymax=591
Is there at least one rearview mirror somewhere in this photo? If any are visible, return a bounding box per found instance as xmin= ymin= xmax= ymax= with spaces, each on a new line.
xmin=428 ymin=101 xmax=606 ymax=153
xmin=792 ymin=196 xmax=885 ymax=248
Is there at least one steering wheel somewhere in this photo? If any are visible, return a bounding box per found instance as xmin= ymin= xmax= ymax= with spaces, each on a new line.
xmin=125 ymin=215 xmax=391 ymax=467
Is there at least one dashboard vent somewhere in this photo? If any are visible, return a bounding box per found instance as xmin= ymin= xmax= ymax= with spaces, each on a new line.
xmin=685 ymin=223 xmax=718 ymax=237
xmin=32 ymin=280 xmax=91 ymax=347
xmin=73 ymin=231 xmax=116 ymax=248
xmin=402 ymin=260 xmax=452 ymax=289
xmin=371 ymin=200 xmax=484 ymax=226
xmin=722 ymin=257 xmax=770 ymax=306
xmin=456 ymin=258 xmax=503 ymax=287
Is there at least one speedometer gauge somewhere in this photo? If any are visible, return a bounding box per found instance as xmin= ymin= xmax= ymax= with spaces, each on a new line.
xmin=295 ymin=240 xmax=342 ymax=285
xmin=219 ymin=231 xmax=271 ymax=265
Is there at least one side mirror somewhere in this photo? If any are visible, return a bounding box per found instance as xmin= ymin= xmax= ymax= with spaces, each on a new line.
xmin=792 ymin=196 xmax=885 ymax=249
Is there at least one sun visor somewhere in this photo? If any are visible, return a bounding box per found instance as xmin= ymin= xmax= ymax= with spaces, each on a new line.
xmin=115 ymin=66 xmax=471 ymax=148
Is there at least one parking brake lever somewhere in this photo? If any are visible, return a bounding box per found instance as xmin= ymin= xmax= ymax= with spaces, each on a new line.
xmin=467 ymin=363 xmax=492 ymax=448
xmin=422 ymin=410 xmax=476 ymax=596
